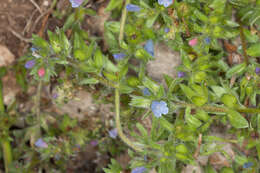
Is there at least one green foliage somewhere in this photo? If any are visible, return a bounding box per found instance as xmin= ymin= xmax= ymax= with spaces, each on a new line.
xmin=5 ymin=0 xmax=260 ymax=172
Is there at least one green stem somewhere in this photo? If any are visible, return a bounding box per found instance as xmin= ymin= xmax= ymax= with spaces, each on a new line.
xmin=0 ymin=79 xmax=12 ymax=173
xmin=238 ymin=19 xmax=249 ymax=65
xmin=119 ymin=0 xmax=130 ymax=43
xmin=114 ymin=0 xmax=144 ymax=152
xmin=2 ymin=140 xmax=12 ymax=173
xmin=36 ymin=80 xmax=42 ymax=120
xmin=115 ymin=88 xmax=143 ymax=152
xmin=174 ymin=101 xmax=260 ymax=114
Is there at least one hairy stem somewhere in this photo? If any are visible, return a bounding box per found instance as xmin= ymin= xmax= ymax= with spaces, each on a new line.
xmin=115 ymin=89 xmax=143 ymax=152
xmin=114 ymin=0 xmax=144 ymax=152
xmin=36 ymin=80 xmax=42 ymax=120
xmin=119 ymin=0 xmax=130 ymax=43
xmin=238 ymin=20 xmax=249 ymax=65
xmin=174 ymin=101 xmax=260 ymax=114
xmin=0 ymin=79 xmax=12 ymax=173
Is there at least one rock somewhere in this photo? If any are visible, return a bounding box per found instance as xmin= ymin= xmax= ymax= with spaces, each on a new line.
xmin=147 ymin=43 xmax=181 ymax=83
xmin=54 ymin=90 xmax=98 ymax=120
xmin=181 ymin=164 xmax=203 ymax=173
xmin=2 ymin=72 xmax=20 ymax=105
xmin=0 ymin=45 xmax=15 ymax=67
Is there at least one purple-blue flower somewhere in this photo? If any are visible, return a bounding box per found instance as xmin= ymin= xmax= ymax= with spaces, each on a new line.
xmin=69 ymin=0 xmax=84 ymax=8
xmin=113 ymin=53 xmax=126 ymax=61
xmin=142 ymin=88 xmax=151 ymax=96
xmin=164 ymin=28 xmax=170 ymax=33
xmin=255 ymin=67 xmax=260 ymax=74
xmin=243 ymin=162 xmax=253 ymax=168
xmin=126 ymin=4 xmax=141 ymax=12
xmin=25 ymin=60 xmax=36 ymax=69
xmin=158 ymin=0 xmax=173 ymax=7
xmin=131 ymin=167 xmax=147 ymax=173
xmin=35 ymin=138 xmax=48 ymax=148
xmin=144 ymin=39 xmax=154 ymax=57
xmin=177 ymin=71 xmax=186 ymax=78
xmin=52 ymin=93 xmax=58 ymax=99
xmin=204 ymin=37 xmax=211 ymax=44
xmin=109 ymin=128 xmax=118 ymax=139
xmin=90 ymin=140 xmax=98 ymax=147
xmin=30 ymin=47 xmax=37 ymax=52
xmin=151 ymin=101 xmax=169 ymax=118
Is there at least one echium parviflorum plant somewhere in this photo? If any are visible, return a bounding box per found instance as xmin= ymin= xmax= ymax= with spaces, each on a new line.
xmin=14 ymin=0 xmax=260 ymax=172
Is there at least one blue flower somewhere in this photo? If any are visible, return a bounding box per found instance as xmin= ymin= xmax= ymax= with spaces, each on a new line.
xmin=109 ymin=128 xmax=118 ymax=139
xmin=243 ymin=162 xmax=253 ymax=169
xmin=131 ymin=167 xmax=147 ymax=173
xmin=177 ymin=71 xmax=186 ymax=78
xmin=35 ymin=138 xmax=48 ymax=148
xmin=142 ymin=88 xmax=151 ymax=96
xmin=144 ymin=39 xmax=154 ymax=57
xmin=69 ymin=0 xmax=84 ymax=8
xmin=204 ymin=37 xmax=211 ymax=44
xmin=126 ymin=4 xmax=141 ymax=12
xmin=151 ymin=101 xmax=169 ymax=118
xmin=113 ymin=53 xmax=126 ymax=61
xmin=158 ymin=0 xmax=173 ymax=7
xmin=25 ymin=60 xmax=35 ymax=69
xmin=164 ymin=28 xmax=170 ymax=33
xmin=30 ymin=47 xmax=38 ymax=52
xmin=255 ymin=67 xmax=260 ymax=74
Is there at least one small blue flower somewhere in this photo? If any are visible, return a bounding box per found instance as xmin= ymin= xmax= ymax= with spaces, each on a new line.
xmin=69 ymin=0 xmax=84 ymax=8
xmin=164 ymin=28 xmax=170 ymax=33
xmin=109 ymin=128 xmax=118 ymax=139
xmin=25 ymin=60 xmax=35 ymax=69
xmin=255 ymin=67 xmax=260 ymax=74
xmin=151 ymin=101 xmax=169 ymax=118
xmin=142 ymin=88 xmax=151 ymax=96
xmin=158 ymin=0 xmax=173 ymax=7
xmin=204 ymin=37 xmax=211 ymax=44
xmin=243 ymin=162 xmax=253 ymax=169
xmin=52 ymin=93 xmax=58 ymax=99
xmin=126 ymin=4 xmax=141 ymax=12
xmin=30 ymin=47 xmax=38 ymax=52
xmin=35 ymin=138 xmax=48 ymax=148
xmin=131 ymin=167 xmax=147 ymax=173
xmin=177 ymin=71 xmax=186 ymax=78
xmin=144 ymin=39 xmax=154 ymax=57
xmin=113 ymin=53 xmax=126 ymax=61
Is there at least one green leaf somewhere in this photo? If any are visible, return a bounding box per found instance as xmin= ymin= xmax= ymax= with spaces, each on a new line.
xmin=226 ymin=62 xmax=246 ymax=78
xmin=211 ymin=86 xmax=227 ymax=98
xmin=94 ymin=49 xmax=104 ymax=69
xmin=105 ymin=0 xmax=123 ymax=12
xmin=247 ymin=43 xmax=260 ymax=57
xmin=143 ymin=77 xmax=159 ymax=94
xmin=193 ymin=9 xmax=208 ymax=23
xmin=221 ymin=94 xmax=237 ymax=108
xmin=159 ymin=117 xmax=173 ymax=132
xmin=74 ymin=49 xmax=86 ymax=60
xmin=195 ymin=109 xmax=210 ymax=122
xmin=191 ymin=96 xmax=207 ymax=106
xmin=180 ymin=84 xmax=196 ymax=100
xmin=129 ymin=95 xmax=151 ymax=108
xmin=244 ymin=29 xmax=259 ymax=43
xmin=185 ymin=107 xmax=202 ymax=129
xmin=63 ymin=13 xmax=75 ymax=31
xmin=227 ymin=110 xmax=248 ymax=129
xmin=105 ymin=21 xmax=121 ymax=33
xmin=136 ymin=123 xmax=148 ymax=137
xmin=80 ymin=78 xmax=99 ymax=85
xmin=146 ymin=13 xmax=159 ymax=28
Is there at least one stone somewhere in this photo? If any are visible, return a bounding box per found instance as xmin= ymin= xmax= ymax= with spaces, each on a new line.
xmin=147 ymin=43 xmax=181 ymax=83
xmin=0 ymin=45 xmax=15 ymax=67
